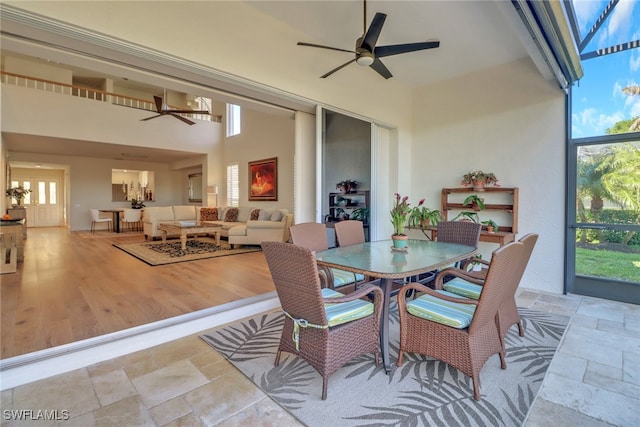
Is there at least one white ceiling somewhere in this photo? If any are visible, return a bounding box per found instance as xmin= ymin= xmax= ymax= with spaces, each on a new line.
xmin=247 ymin=0 xmax=530 ymax=86
xmin=2 ymin=1 xmax=538 ymax=167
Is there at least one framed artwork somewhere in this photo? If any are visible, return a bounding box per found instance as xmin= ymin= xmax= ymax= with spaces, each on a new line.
xmin=248 ymin=157 xmax=278 ymax=201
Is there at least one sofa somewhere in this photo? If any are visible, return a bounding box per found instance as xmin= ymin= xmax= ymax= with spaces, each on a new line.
xmin=141 ymin=205 xmax=292 ymax=246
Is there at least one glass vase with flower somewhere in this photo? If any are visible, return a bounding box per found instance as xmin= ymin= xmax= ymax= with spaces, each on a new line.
xmin=6 ymin=186 xmax=32 ymax=207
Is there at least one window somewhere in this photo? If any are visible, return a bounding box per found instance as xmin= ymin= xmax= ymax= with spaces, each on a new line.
xmin=226 ymin=103 xmax=241 ymax=137
xmin=226 ymin=163 xmax=239 ymax=207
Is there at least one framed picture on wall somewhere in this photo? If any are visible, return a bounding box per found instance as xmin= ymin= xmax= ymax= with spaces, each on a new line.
xmin=248 ymin=157 xmax=278 ymax=201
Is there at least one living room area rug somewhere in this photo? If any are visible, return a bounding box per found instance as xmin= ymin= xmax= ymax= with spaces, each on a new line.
xmin=113 ymin=237 xmax=261 ymax=265
xmin=201 ymin=305 xmax=569 ymax=427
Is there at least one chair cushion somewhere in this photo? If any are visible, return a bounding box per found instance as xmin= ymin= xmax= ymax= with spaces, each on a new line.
xmin=443 ymin=278 xmax=483 ymax=300
xmin=406 ymin=290 xmax=476 ymax=329
xmin=321 ymin=288 xmax=374 ymax=327
xmin=331 ymin=268 xmax=366 ymax=288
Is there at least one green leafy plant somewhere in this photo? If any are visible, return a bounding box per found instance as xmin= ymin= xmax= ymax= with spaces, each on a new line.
xmin=350 ymin=207 xmax=369 ymax=223
xmin=408 ymin=199 xmax=441 ymax=228
xmin=453 ymin=211 xmax=479 ymax=222
xmin=463 ymin=194 xmax=485 ymax=211
xmin=336 ymin=179 xmax=358 ymax=193
xmin=482 ymin=219 xmax=498 ymax=232
xmin=130 ymin=198 xmax=145 ymax=209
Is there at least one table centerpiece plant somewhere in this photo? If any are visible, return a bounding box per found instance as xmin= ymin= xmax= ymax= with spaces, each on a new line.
xmin=390 ymin=193 xmax=412 ymax=249
xmin=461 ymin=170 xmax=499 ymax=192
xmin=6 ymin=185 xmax=32 ymax=207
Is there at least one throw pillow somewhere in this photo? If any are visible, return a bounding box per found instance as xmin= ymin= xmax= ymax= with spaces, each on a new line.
xmin=258 ymin=209 xmax=274 ymax=221
xmin=224 ymin=207 xmax=239 ymax=222
xmin=270 ymin=210 xmax=283 ymax=222
xmin=200 ymin=208 xmax=218 ymax=221
xmin=250 ymin=209 xmax=260 ymax=220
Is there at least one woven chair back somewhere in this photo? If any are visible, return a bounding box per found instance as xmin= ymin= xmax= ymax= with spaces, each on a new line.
xmin=289 ymin=222 xmax=329 ymax=253
xmin=469 ymin=240 xmax=527 ymax=334
xmin=261 ymin=241 xmax=328 ymax=326
xmin=436 ymin=221 xmax=481 ymax=247
xmin=334 ymin=220 xmax=366 ymax=247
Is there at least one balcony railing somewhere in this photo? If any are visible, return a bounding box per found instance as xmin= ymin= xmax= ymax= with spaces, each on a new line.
xmin=0 ymin=71 xmax=221 ymax=123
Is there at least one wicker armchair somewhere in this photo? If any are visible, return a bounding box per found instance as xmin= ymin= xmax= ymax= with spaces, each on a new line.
xmin=290 ymin=222 xmax=365 ymax=293
xmin=447 ymin=233 xmax=539 ymax=338
xmin=261 ymin=241 xmax=383 ymax=400
xmin=397 ymin=239 xmax=528 ymax=400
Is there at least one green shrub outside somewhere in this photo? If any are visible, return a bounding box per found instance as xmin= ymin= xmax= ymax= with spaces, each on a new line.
xmin=578 ymin=209 xmax=640 ymax=246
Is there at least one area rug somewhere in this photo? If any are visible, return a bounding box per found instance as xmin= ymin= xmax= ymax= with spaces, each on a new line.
xmin=113 ymin=237 xmax=261 ymax=265
xmin=201 ymin=304 xmax=569 ymax=427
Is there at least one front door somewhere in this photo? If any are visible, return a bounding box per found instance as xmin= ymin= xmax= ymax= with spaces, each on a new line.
xmin=11 ymin=169 xmax=65 ymax=228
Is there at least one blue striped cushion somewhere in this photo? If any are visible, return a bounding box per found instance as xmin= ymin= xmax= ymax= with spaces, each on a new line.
xmin=406 ymin=290 xmax=476 ymax=329
xmin=444 ymin=278 xmax=483 ymax=300
xmin=322 ymin=288 xmax=373 ymax=327
xmin=331 ymin=268 xmax=365 ymax=288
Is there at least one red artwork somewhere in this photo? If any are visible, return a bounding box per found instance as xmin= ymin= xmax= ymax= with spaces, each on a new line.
xmin=249 ymin=157 xmax=277 ymax=201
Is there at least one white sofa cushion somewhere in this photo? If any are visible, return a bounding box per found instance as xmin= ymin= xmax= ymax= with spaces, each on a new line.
xmin=173 ymin=205 xmax=197 ymax=220
xmin=236 ymin=206 xmax=254 ymax=223
xmin=143 ymin=206 xmax=175 ymax=223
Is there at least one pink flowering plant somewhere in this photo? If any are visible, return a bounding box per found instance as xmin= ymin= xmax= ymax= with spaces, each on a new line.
xmin=390 ymin=193 xmax=412 ymax=236
xmin=6 ymin=185 xmax=32 ymax=202
xmin=461 ymin=170 xmax=499 ymax=187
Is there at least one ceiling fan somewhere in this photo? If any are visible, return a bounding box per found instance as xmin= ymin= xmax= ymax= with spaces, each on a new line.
xmin=297 ymin=0 xmax=440 ymax=79
xmin=141 ymin=90 xmax=209 ymax=125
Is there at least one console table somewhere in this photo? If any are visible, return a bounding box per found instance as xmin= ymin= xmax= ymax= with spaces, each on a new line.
xmin=6 ymin=208 xmax=27 ymax=239
xmin=1 ymin=222 xmax=24 ymax=274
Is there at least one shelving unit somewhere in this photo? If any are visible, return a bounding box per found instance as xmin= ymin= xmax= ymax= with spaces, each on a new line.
xmin=440 ymin=187 xmax=519 ymax=246
xmin=326 ymin=191 xmax=370 ymax=242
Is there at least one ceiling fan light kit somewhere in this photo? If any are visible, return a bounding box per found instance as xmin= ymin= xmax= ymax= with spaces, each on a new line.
xmin=298 ymin=0 xmax=440 ymax=79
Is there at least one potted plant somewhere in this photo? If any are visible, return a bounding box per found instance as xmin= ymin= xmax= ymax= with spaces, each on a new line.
xmin=336 ymin=179 xmax=358 ymax=194
xmin=390 ymin=193 xmax=411 ymax=249
xmin=463 ymin=194 xmax=485 ymax=211
xmin=482 ymin=219 xmax=498 ymax=233
xmin=350 ymin=207 xmax=369 ymax=224
xmin=130 ymin=198 xmax=145 ymax=209
xmin=334 ymin=207 xmax=349 ymax=220
xmin=408 ymin=198 xmax=442 ymax=228
xmin=453 ymin=211 xmax=479 ymax=223
xmin=6 ymin=186 xmax=32 ymax=207
xmin=461 ymin=170 xmax=499 ymax=192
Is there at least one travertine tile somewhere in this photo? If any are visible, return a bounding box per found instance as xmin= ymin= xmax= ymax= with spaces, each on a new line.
xmin=197 ymin=358 xmax=236 ymax=381
xmin=525 ymin=397 xmax=615 ymax=427
xmin=132 ymin=360 xmax=208 ymax=408
xmin=623 ymin=350 xmax=640 ymax=385
xmin=148 ymin=336 xmax=211 ymax=368
xmin=87 ymin=348 xmax=154 ymax=378
xmin=214 ymin=397 xmax=303 ymax=427
xmin=12 ymin=368 xmax=99 ymax=420
xmin=547 ymin=351 xmax=587 ymax=381
xmin=92 ymin=395 xmax=154 ymax=427
xmin=190 ymin=347 xmax=225 ymax=369
xmin=1 ymin=389 xmax=13 ymax=411
xmin=161 ymin=411 xmax=205 ymax=427
xmin=148 ymin=396 xmax=192 ymax=426
xmin=90 ymin=368 xmax=137 ymax=407
xmin=182 ymin=372 xmax=266 ymax=425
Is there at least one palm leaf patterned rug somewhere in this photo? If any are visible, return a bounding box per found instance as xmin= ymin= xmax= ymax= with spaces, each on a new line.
xmin=201 ymin=304 xmax=569 ymax=426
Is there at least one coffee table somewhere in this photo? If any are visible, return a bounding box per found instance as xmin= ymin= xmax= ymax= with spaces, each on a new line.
xmin=158 ymin=221 xmax=223 ymax=251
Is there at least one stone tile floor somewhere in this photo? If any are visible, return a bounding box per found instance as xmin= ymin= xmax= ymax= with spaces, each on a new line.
xmin=1 ymin=290 xmax=638 ymax=426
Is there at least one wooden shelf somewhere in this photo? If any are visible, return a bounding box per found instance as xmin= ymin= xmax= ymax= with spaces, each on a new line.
xmin=441 ymin=187 xmax=518 ymax=245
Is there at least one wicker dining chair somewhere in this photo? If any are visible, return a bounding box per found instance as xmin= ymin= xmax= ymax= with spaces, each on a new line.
xmin=290 ymin=222 xmax=365 ymax=293
xmin=416 ymin=221 xmax=482 ymax=286
xmin=334 ymin=220 xmax=366 ymax=247
xmin=442 ymin=233 xmax=539 ymax=338
xmin=261 ymin=241 xmax=384 ymax=400
xmin=397 ymin=239 xmax=527 ymax=400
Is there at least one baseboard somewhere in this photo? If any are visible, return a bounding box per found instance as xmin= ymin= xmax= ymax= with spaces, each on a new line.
xmin=0 ymin=292 xmax=280 ymax=390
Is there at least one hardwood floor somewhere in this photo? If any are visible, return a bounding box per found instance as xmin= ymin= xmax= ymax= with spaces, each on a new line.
xmin=0 ymin=227 xmax=275 ymax=359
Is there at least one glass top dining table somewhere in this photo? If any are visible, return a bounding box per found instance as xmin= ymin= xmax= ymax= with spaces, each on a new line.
xmin=315 ymin=239 xmax=478 ymax=373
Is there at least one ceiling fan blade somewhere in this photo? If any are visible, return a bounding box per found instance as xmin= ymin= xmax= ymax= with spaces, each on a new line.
xmin=141 ymin=114 xmax=163 ymax=122
xmin=321 ymin=58 xmax=357 ymax=78
xmin=170 ymin=113 xmax=196 ymax=125
xmin=370 ymin=58 xmax=392 ymax=79
xmin=153 ymin=96 xmax=163 ymax=113
xmin=361 ymin=12 xmax=386 ymax=52
xmin=167 ymin=109 xmax=210 ymax=114
xmin=297 ymin=42 xmax=355 ymax=54
xmin=375 ymin=41 xmax=440 ymax=58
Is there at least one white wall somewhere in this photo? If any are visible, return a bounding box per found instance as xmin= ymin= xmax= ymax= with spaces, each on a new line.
xmin=410 ymin=58 xmax=566 ymax=294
